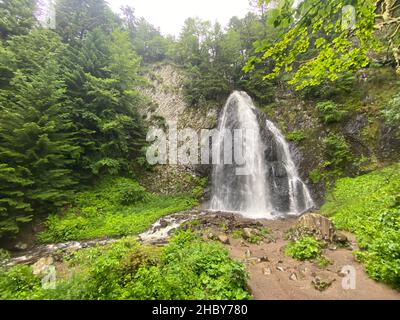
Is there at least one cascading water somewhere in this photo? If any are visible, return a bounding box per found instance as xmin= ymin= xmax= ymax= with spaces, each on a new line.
xmin=209 ymin=91 xmax=314 ymax=219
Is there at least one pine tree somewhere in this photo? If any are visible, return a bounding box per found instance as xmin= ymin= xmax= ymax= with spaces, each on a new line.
xmin=0 ymin=30 xmax=79 ymax=237
xmin=0 ymin=0 xmax=36 ymax=40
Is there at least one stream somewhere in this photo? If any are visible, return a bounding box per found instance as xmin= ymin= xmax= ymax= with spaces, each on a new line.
xmin=3 ymin=210 xmax=204 ymax=267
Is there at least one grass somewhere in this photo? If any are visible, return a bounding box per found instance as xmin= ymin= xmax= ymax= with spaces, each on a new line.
xmin=321 ymin=163 xmax=400 ymax=288
xmin=285 ymin=236 xmax=322 ymax=261
xmin=38 ymin=177 xmax=199 ymax=243
xmin=0 ymin=231 xmax=251 ymax=300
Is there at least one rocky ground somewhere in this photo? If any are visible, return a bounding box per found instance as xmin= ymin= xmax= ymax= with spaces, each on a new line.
xmin=4 ymin=210 xmax=400 ymax=300
xmin=182 ymin=211 xmax=400 ymax=300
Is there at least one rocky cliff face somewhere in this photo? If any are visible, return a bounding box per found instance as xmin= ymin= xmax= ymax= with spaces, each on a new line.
xmin=141 ymin=64 xmax=400 ymax=207
xmin=139 ymin=64 xmax=218 ymax=195
xmin=258 ymin=68 xmax=400 ymax=205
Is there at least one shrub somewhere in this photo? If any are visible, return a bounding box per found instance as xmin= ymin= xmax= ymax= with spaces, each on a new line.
xmin=0 ymin=265 xmax=42 ymax=300
xmin=285 ymin=236 xmax=322 ymax=261
xmin=1 ymin=232 xmax=251 ymax=300
xmin=316 ymin=101 xmax=345 ymax=124
xmin=323 ymin=133 xmax=353 ymax=170
xmin=286 ymin=130 xmax=306 ymax=143
xmin=382 ymin=93 xmax=400 ymax=124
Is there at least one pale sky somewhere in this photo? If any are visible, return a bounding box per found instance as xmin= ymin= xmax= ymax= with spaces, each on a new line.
xmin=107 ymin=0 xmax=252 ymax=37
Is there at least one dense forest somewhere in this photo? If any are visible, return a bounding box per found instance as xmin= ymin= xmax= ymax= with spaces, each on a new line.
xmin=0 ymin=0 xmax=399 ymax=300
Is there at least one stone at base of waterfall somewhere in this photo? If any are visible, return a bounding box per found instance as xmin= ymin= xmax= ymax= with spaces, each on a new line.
xmin=243 ymin=228 xmax=258 ymax=239
xmin=296 ymin=213 xmax=336 ymax=242
xmin=32 ymin=257 xmax=54 ymax=276
xmin=218 ymin=234 xmax=230 ymax=244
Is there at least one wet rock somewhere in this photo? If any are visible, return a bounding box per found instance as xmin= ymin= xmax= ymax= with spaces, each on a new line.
xmin=159 ymin=219 xmax=169 ymax=228
xmin=14 ymin=242 xmax=29 ymax=251
xmin=218 ymin=234 xmax=230 ymax=244
xmin=32 ymin=257 xmax=54 ymax=276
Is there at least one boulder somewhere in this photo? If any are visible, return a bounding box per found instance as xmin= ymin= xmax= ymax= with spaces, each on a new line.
xmin=334 ymin=231 xmax=349 ymax=245
xmin=218 ymin=234 xmax=230 ymax=244
xmin=32 ymin=256 xmax=54 ymax=276
xmin=243 ymin=228 xmax=254 ymax=239
xmin=296 ymin=213 xmax=336 ymax=242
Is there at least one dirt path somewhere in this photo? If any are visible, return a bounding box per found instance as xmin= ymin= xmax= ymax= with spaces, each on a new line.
xmin=224 ymin=218 xmax=400 ymax=300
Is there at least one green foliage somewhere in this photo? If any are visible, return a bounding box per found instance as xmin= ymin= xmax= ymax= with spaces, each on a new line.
xmin=123 ymin=231 xmax=250 ymax=300
xmin=245 ymin=0 xmax=383 ymax=90
xmin=0 ymin=265 xmax=42 ymax=300
xmin=286 ymin=130 xmax=306 ymax=142
xmin=0 ymin=4 xmax=150 ymax=237
xmin=383 ymin=93 xmax=400 ymax=125
xmin=285 ymin=236 xmax=322 ymax=261
xmin=322 ymin=163 xmax=400 ymax=287
xmin=0 ymin=248 xmax=10 ymax=262
xmin=309 ymin=168 xmax=323 ymax=184
xmin=38 ymin=177 xmax=198 ymax=243
xmin=316 ymin=101 xmax=345 ymax=124
xmin=55 ymin=0 xmax=115 ymax=43
xmin=316 ymin=256 xmax=332 ymax=269
xmin=0 ymin=232 xmax=250 ymax=300
xmin=0 ymin=0 xmax=36 ymax=39
xmin=0 ymin=30 xmax=80 ymax=237
xmin=323 ymin=133 xmax=353 ymax=174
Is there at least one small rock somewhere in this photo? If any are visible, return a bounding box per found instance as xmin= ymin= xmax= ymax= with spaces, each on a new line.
xmin=218 ymin=234 xmax=230 ymax=244
xmin=245 ymin=249 xmax=252 ymax=258
xmin=289 ymin=273 xmax=298 ymax=281
xmin=312 ymin=276 xmax=336 ymax=291
xmin=240 ymin=240 xmax=249 ymax=247
xmin=14 ymin=242 xmax=28 ymax=251
xmin=328 ymin=244 xmax=338 ymax=251
xmin=243 ymin=228 xmax=254 ymax=239
xmin=247 ymin=257 xmax=261 ymax=265
xmin=276 ymin=266 xmax=285 ymax=272
xmin=263 ymin=267 xmax=272 ymax=275
xmin=334 ymin=231 xmax=349 ymax=245
xmin=208 ymin=232 xmax=217 ymax=240
xmin=159 ymin=219 xmax=169 ymax=228
xmin=299 ymin=268 xmax=308 ymax=279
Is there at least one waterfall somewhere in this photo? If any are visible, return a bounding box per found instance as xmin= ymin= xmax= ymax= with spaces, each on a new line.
xmin=209 ymin=91 xmax=314 ymax=219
